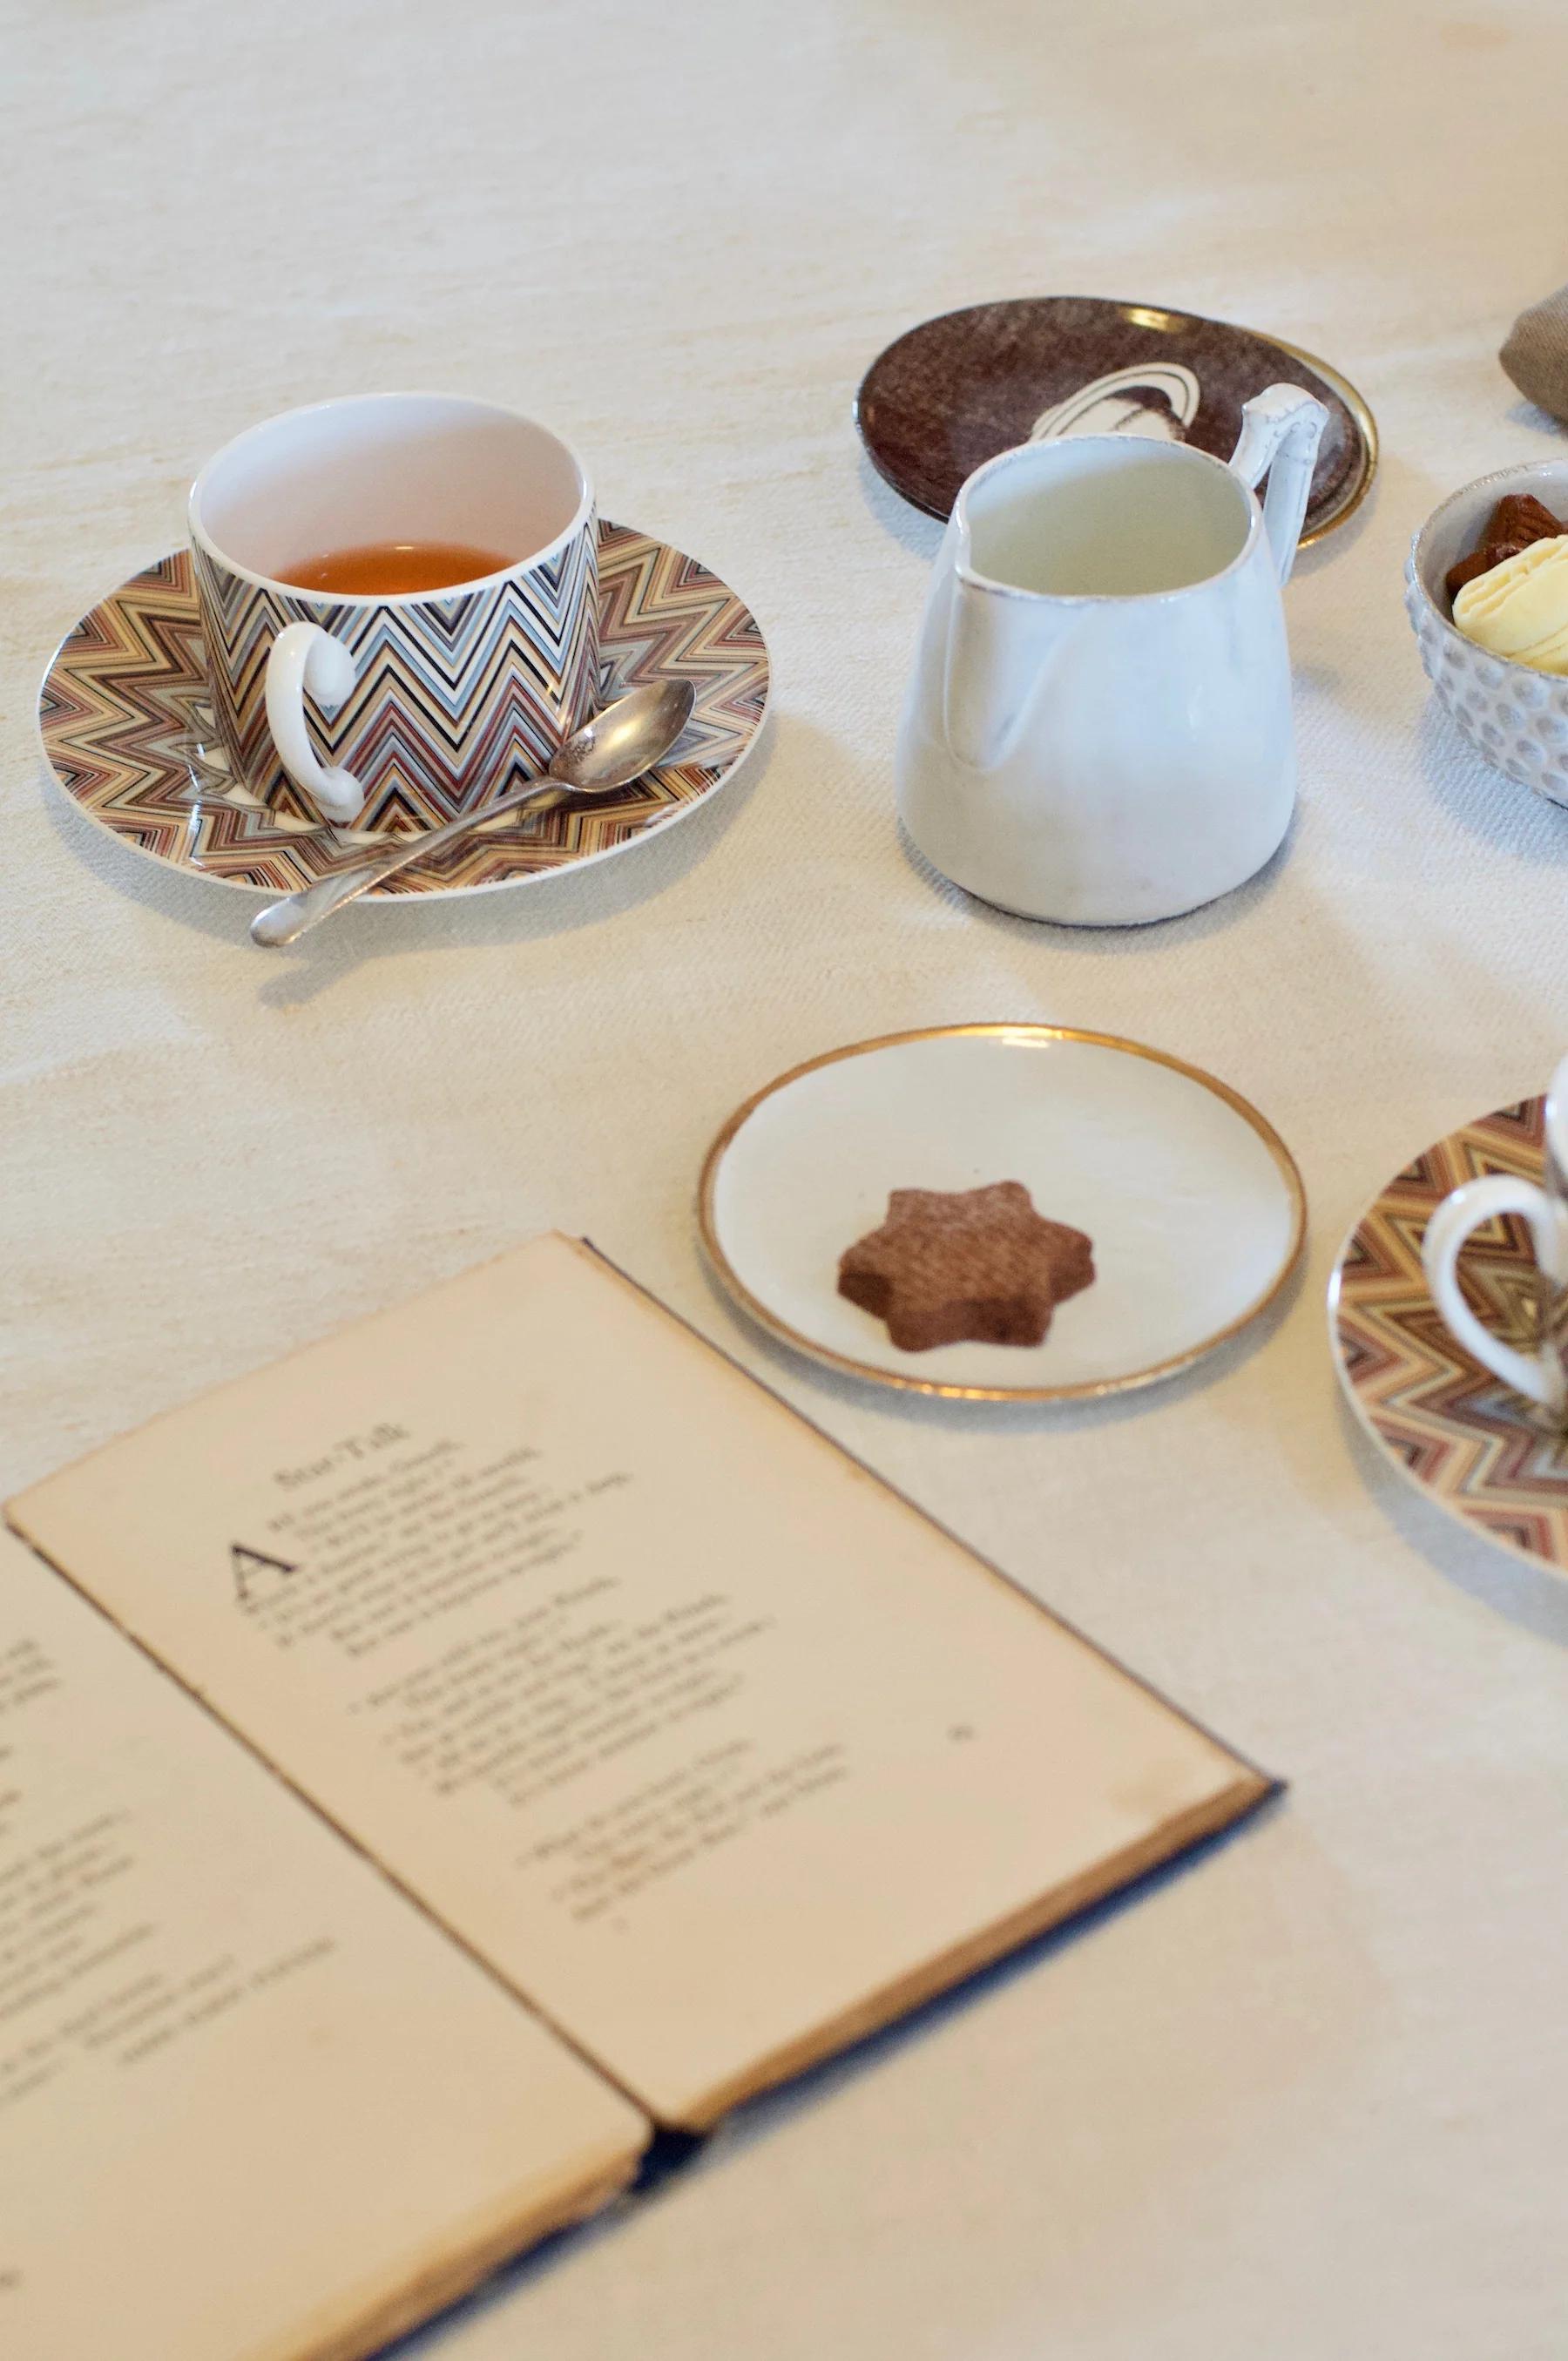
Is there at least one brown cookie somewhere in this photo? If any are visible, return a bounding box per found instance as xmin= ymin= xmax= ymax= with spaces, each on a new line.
xmin=1445 ymin=491 xmax=1565 ymax=600
xmin=837 ymin=1181 xmax=1095 ymax=1352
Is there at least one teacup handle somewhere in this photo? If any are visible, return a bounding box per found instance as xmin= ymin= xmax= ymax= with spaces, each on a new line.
xmin=264 ymin=622 xmax=365 ymax=825
xmin=1422 ymin=1174 xmax=1568 ymax=1412
xmin=1227 ymin=383 xmax=1328 ymax=587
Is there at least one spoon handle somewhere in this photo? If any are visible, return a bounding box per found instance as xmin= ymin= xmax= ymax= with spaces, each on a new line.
xmin=250 ymin=775 xmax=567 ymax=947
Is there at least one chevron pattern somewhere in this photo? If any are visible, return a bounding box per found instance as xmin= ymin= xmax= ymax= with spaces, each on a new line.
xmin=39 ymin=525 xmax=769 ymax=898
xmin=1334 ymin=1096 xmax=1568 ymax=1574
xmin=193 ymin=518 xmax=599 ymax=834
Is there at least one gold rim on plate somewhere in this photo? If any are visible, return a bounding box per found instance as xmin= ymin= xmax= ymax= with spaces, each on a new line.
xmin=696 ymin=1024 xmax=1308 ymax=1403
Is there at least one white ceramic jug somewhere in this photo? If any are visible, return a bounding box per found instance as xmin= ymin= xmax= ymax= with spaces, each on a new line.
xmin=895 ymin=383 xmax=1328 ymax=925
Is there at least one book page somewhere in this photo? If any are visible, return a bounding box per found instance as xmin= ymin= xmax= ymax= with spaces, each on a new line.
xmin=0 ymin=1523 xmax=644 ymax=2361
xmin=10 ymin=1235 xmax=1270 ymax=2129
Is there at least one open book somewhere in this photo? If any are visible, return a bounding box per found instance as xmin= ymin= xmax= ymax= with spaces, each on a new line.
xmin=3 ymin=1235 xmax=1274 ymax=2361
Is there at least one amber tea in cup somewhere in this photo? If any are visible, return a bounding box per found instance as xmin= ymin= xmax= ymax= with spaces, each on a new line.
xmin=279 ymin=540 xmax=518 ymax=596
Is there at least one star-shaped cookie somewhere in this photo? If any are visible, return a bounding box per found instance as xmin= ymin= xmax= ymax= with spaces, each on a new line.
xmin=837 ymin=1181 xmax=1095 ymax=1352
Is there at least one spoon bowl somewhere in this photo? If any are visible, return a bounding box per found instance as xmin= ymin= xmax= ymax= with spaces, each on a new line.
xmin=555 ymin=679 xmax=695 ymax=791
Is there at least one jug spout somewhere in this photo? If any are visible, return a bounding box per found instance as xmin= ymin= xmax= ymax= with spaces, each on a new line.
xmin=941 ymin=555 xmax=1072 ymax=775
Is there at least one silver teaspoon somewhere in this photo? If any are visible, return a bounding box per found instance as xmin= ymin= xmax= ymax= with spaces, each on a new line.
xmin=249 ymin=678 xmax=696 ymax=948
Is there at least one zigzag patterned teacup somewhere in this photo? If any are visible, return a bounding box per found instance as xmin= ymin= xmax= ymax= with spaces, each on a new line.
xmin=189 ymin=394 xmax=599 ymax=829
xmin=1423 ymin=1052 xmax=1568 ymax=1419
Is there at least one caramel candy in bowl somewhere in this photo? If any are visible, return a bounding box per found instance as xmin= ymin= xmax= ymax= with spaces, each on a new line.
xmin=1407 ymin=461 xmax=1568 ymax=807
xmin=1443 ymin=492 xmax=1564 ymax=599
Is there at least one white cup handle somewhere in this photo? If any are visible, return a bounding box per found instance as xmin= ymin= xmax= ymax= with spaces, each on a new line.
xmin=1227 ymin=382 xmax=1328 ymax=587
xmin=1422 ymin=1174 xmax=1567 ymax=1412
xmin=264 ymin=622 xmax=364 ymax=824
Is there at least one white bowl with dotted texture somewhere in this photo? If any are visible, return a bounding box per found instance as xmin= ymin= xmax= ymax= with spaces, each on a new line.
xmin=1406 ymin=457 xmax=1568 ymax=807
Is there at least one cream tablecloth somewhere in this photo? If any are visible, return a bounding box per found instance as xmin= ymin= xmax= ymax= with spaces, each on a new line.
xmin=4 ymin=1 xmax=1567 ymax=2353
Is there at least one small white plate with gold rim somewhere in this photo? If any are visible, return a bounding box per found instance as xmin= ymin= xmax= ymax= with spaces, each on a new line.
xmin=698 ymin=1025 xmax=1306 ymax=1402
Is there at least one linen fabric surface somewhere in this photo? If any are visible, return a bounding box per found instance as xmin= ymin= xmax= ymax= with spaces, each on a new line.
xmin=3 ymin=3 xmax=1568 ymax=2358
xmin=1503 ymin=280 xmax=1568 ymax=424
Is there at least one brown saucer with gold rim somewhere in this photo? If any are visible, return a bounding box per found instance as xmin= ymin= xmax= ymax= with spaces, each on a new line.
xmin=855 ymin=296 xmax=1376 ymax=546
xmin=699 ymin=1026 xmax=1305 ymax=1404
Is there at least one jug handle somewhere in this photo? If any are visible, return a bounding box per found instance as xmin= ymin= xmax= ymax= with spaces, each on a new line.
xmin=1227 ymin=383 xmax=1328 ymax=586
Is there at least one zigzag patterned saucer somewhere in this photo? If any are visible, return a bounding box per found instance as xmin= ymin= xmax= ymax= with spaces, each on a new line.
xmin=1331 ymin=1095 xmax=1568 ymax=1576
xmin=37 ymin=524 xmax=768 ymax=900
